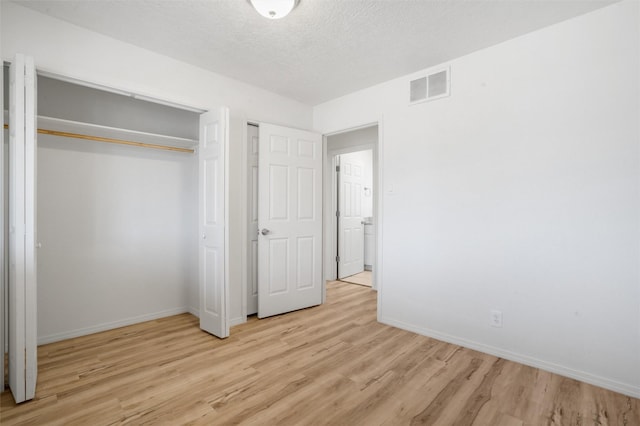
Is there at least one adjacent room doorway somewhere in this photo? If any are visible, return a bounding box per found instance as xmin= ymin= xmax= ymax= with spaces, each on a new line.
xmin=336 ymin=149 xmax=374 ymax=287
xmin=325 ymin=124 xmax=379 ymax=290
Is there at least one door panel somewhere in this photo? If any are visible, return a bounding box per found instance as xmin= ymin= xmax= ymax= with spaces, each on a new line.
xmin=9 ymin=54 xmax=38 ymax=403
xmin=24 ymin=55 xmax=38 ymax=401
xmin=199 ymin=108 xmax=228 ymax=338
xmin=9 ymin=53 xmax=26 ymax=404
xmin=338 ymin=155 xmax=365 ymax=279
xmin=297 ymin=168 xmax=315 ymax=218
xmin=268 ymin=238 xmax=289 ymax=294
xmin=297 ymin=237 xmax=314 ymax=288
xmin=204 ymin=248 xmax=220 ymax=314
xmin=258 ymin=123 xmax=322 ymax=318
xmin=269 ymin=165 xmax=289 ymax=219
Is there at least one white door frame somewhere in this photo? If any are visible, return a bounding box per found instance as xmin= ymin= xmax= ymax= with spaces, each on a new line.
xmin=1 ymin=54 xmax=6 ymax=393
xmin=325 ymin=130 xmax=380 ymax=290
xmin=244 ymin=123 xmax=259 ymax=316
xmin=240 ymin=120 xmax=257 ymax=321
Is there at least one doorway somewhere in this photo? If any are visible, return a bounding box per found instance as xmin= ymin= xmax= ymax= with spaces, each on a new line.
xmin=243 ymin=122 xmax=324 ymax=318
xmin=325 ymin=124 xmax=379 ymax=291
xmin=242 ymin=121 xmax=381 ymax=321
xmin=336 ymin=149 xmax=374 ymax=287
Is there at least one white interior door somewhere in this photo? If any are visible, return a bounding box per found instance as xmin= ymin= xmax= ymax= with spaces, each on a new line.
xmin=338 ymin=155 xmax=364 ymax=279
xmin=199 ymin=108 xmax=229 ymax=338
xmin=9 ymin=54 xmax=38 ymax=403
xmin=246 ymin=124 xmax=259 ymax=315
xmin=258 ymin=123 xmax=322 ymax=318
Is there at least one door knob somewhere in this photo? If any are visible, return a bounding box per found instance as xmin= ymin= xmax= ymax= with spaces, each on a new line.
xmin=261 ymin=228 xmax=271 ymax=235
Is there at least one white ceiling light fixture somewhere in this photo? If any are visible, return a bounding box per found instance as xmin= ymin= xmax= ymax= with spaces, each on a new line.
xmin=250 ymin=0 xmax=299 ymax=20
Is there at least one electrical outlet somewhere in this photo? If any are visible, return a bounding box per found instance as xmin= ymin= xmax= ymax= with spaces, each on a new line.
xmin=490 ymin=310 xmax=503 ymax=328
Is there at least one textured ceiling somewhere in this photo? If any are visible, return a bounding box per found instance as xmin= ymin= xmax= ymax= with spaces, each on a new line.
xmin=12 ymin=0 xmax=617 ymax=105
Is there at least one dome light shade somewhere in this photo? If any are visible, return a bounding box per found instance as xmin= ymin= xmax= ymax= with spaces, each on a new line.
xmin=250 ymin=0 xmax=297 ymax=19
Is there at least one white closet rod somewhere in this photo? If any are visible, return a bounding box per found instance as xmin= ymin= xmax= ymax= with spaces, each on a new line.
xmin=3 ymin=116 xmax=197 ymax=154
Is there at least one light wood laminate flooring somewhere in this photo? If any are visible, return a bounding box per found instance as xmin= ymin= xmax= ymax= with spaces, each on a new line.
xmin=340 ymin=271 xmax=372 ymax=287
xmin=1 ymin=281 xmax=638 ymax=425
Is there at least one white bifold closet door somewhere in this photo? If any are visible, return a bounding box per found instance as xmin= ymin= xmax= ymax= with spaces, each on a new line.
xmin=199 ymin=108 xmax=229 ymax=338
xmin=8 ymin=54 xmax=38 ymax=403
xmin=257 ymin=123 xmax=322 ymax=318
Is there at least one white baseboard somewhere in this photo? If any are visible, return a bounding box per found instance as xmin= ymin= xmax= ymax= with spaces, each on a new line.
xmin=38 ymin=307 xmax=190 ymax=345
xmin=379 ymin=315 xmax=640 ymax=399
xmin=187 ymin=306 xmax=199 ymax=318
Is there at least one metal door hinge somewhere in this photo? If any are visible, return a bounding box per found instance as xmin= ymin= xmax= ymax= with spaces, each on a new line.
xmin=335 ymin=210 xmax=340 ymax=217
xmin=336 ymin=165 xmax=340 ymax=172
xmin=336 ymin=255 xmax=340 ymax=262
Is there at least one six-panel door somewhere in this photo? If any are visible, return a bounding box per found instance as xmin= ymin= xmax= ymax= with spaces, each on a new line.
xmin=258 ymin=123 xmax=322 ymax=318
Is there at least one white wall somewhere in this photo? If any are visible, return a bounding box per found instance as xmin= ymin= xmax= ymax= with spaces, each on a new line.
xmin=1 ymin=2 xmax=313 ymax=338
xmin=327 ymin=125 xmax=378 ymax=152
xmin=37 ymin=135 xmax=197 ymax=343
xmin=315 ymin=1 xmax=640 ymax=397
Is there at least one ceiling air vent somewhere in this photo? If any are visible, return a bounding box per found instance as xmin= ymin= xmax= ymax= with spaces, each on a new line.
xmin=409 ymin=67 xmax=450 ymax=105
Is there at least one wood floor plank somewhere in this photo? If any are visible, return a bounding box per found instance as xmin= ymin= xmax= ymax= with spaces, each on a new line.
xmin=1 ymin=281 xmax=637 ymax=425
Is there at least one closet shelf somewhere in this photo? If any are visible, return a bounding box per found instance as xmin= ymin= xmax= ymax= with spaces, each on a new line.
xmin=4 ymin=115 xmax=198 ymax=153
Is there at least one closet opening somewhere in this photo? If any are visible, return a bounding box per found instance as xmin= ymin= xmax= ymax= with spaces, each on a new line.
xmin=2 ymin=65 xmax=204 ymax=394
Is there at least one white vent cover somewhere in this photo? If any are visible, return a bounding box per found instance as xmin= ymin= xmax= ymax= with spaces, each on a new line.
xmin=409 ymin=67 xmax=450 ymax=104
xmin=409 ymin=77 xmax=427 ymax=103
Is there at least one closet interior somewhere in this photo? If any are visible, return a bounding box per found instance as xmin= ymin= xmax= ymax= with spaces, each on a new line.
xmin=3 ymin=66 xmax=202 ymax=350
